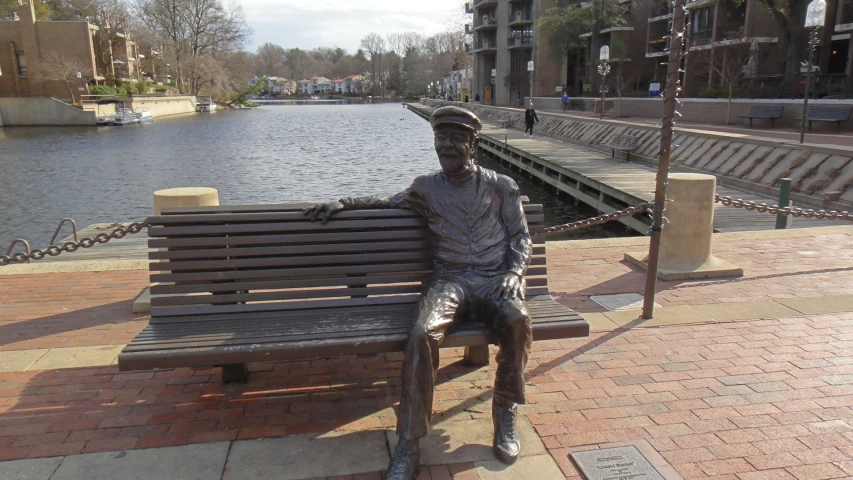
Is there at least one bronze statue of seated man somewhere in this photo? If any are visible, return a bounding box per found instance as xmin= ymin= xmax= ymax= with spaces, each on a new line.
xmin=304 ymin=106 xmax=533 ymax=480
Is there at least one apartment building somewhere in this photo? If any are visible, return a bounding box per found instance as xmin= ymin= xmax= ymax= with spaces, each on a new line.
xmin=581 ymin=0 xmax=853 ymax=97
xmin=465 ymin=0 xmax=561 ymax=106
xmin=0 ymin=0 xmax=139 ymax=99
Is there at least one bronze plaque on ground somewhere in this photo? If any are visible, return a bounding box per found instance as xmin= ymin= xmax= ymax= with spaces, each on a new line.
xmin=570 ymin=445 xmax=666 ymax=480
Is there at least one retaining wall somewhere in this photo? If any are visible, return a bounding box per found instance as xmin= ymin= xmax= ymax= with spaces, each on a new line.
xmin=524 ymin=96 xmax=853 ymax=130
xmin=422 ymin=99 xmax=853 ymax=208
xmin=126 ymin=96 xmax=197 ymax=117
xmin=0 ymin=97 xmax=96 ymax=126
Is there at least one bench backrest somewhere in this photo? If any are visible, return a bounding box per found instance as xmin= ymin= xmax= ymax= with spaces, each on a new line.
xmin=747 ymin=105 xmax=784 ymax=117
xmin=609 ymin=134 xmax=641 ymax=150
xmin=146 ymin=200 xmax=548 ymax=320
xmin=806 ymin=105 xmax=853 ymax=120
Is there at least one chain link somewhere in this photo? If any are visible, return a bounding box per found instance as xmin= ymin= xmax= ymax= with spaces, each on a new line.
xmin=0 ymin=222 xmax=150 ymax=267
xmin=543 ymin=203 xmax=653 ymax=235
xmin=714 ymin=195 xmax=853 ymax=220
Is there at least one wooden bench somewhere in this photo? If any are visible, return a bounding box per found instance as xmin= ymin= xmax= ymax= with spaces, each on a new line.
xmin=795 ymin=105 xmax=853 ymax=133
xmin=118 ymin=201 xmax=588 ymax=383
xmin=603 ymin=134 xmax=641 ymax=162
xmin=737 ymin=104 xmax=784 ymax=128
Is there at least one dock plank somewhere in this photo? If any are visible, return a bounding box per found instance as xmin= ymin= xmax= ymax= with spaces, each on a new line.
xmin=479 ymin=124 xmax=841 ymax=233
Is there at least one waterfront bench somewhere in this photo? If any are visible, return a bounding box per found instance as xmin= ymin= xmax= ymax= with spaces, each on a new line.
xmin=118 ymin=201 xmax=588 ymax=383
xmin=795 ymin=105 xmax=853 ymax=133
xmin=738 ymin=104 xmax=784 ymax=128
xmin=603 ymin=134 xmax=642 ymax=162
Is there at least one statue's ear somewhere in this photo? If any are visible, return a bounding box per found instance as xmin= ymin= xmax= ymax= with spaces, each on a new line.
xmin=472 ymin=135 xmax=479 ymax=153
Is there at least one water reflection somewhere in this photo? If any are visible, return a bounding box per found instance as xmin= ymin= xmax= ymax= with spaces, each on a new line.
xmin=0 ymin=104 xmax=632 ymax=248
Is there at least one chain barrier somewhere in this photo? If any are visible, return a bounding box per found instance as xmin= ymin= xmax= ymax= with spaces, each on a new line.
xmin=714 ymin=195 xmax=853 ymax=220
xmin=1 ymin=222 xmax=150 ymax=267
xmin=543 ymin=203 xmax=653 ymax=235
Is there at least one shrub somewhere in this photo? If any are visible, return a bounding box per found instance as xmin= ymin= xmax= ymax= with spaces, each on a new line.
xmin=89 ymin=85 xmax=118 ymax=96
xmin=134 ymin=81 xmax=150 ymax=94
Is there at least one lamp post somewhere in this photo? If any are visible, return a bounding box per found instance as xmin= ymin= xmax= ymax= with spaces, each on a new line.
xmin=527 ymin=60 xmax=534 ymax=106
xmin=597 ymin=45 xmax=611 ymax=120
xmin=799 ymin=0 xmax=826 ymax=144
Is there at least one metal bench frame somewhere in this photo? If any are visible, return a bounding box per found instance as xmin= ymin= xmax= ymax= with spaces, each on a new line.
xmin=603 ymin=134 xmax=641 ymax=162
xmin=737 ymin=105 xmax=784 ymax=128
xmin=118 ymin=201 xmax=589 ymax=383
xmin=794 ymin=106 xmax=853 ymax=133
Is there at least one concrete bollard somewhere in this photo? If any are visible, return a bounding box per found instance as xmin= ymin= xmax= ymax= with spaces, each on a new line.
xmin=625 ymin=173 xmax=743 ymax=281
xmin=153 ymin=187 xmax=219 ymax=215
xmin=133 ymin=187 xmax=221 ymax=314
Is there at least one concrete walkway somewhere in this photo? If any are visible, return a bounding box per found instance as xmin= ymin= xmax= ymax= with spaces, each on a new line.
xmin=0 ymin=226 xmax=852 ymax=479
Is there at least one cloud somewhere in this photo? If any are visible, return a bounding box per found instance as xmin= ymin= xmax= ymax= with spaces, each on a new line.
xmin=241 ymin=0 xmax=465 ymax=52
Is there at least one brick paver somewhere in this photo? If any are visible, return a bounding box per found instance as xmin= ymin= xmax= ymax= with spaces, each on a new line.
xmin=0 ymin=270 xmax=149 ymax=351
xmin=1 ymin=229 xmax=852 ymax=478
xmin=0 ymin=313 xmax=848 ymax=479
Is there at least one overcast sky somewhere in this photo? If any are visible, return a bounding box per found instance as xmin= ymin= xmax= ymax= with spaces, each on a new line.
xmin=242 ymin=0 xmax=466 ymax=53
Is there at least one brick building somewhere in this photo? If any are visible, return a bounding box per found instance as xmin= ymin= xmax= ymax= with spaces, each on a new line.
xmin=576 ymin=0 xmax=853 ymax=97
xmin=0 ymin=0 xmax=139 ymax=100
xmin=465 ymin=0 xmax=562 ymax=106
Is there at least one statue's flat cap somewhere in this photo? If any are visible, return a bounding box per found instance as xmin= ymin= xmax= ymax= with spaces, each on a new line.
xmin=430 ymin=106 xmax=482 ymax=133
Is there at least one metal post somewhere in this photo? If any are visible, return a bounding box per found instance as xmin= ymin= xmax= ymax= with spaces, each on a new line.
xmin=800 ymin=27 xmax=820 ymax=144
xmin=776 ymin=178 xmax=792 ymax=229
xmin=642 ymin=0 xmax=686 ymax=320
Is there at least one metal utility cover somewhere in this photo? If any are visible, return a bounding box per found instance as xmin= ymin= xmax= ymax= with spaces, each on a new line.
xmin=570 ymin=446 xmax=665 ymax=480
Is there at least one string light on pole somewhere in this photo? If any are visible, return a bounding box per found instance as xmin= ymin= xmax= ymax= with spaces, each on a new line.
xmin=799 ymin=0 xmax=826 ymax=144
xmin=597 ymin=46 xmax=611 ymax=120
xmin=641 ymin=0 xmax=691 ymax=319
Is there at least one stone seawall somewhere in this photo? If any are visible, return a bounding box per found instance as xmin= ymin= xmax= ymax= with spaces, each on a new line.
xmin=0 ymin=97 xmax=96 ymax=126
xmin=422 ymin=100 xmax=853 ymax=208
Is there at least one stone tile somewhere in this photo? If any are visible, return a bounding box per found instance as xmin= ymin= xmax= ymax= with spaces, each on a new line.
xmin=28 ymin=345 xmax=124 ymax=370
xmin=0 ymin=457 xmax=63 ymax=480
xmin=387 ymin=417 xmax=544 ymax=466
xmin=775 ymin=294 xmax=853 ymax=315
xmin=0 ymin=350 xmax=48 ymax=373
xmin=590 ymin=294 xmax=658 ymax=311
xmin=224 ymin=430 xmax=388 ymax=480
xmin=474 ymin=454 xmax=564 ymax=480
xmin=51 ymin=442 xmax=229 ymax=480
xmin=583 ymin=313 xmax=619 ymax=332
xmin=691 ymin=300 xmax=801 ymax=322
xmin=603 ymin=306 xmax=714 ymax=327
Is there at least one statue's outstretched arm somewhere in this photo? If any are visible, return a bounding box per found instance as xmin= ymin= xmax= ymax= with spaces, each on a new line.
xmin=304 ymin=183 xmax=422 ymax=223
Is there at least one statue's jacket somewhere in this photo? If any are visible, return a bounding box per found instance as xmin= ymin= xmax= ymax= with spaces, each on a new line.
xmin=341 ymin=167 xmax=532 ymax=279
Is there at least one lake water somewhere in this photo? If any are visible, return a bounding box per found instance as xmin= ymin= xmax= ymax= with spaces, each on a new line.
xmin=0 ymin=103 xmax=629 ymax=249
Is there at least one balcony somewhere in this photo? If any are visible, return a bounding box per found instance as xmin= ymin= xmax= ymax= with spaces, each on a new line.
xmin=474 ymin=38 xmax=497 ymax=52
xmin=464 ymin=43 xmax=472 ymax=53
xmin=474 ymin=0 xmax=498 ymax=9
xmin=647 ymin=38 xmax=668 ymax=57
xmin=464 ymin=1 xmax=473 ymax=14
xmin=689 ymin=30 xmax=713 ymax=49
xmin=508 ymin=10 xmax=533 ymax=26
xmin=507 ymin=35 xmax=533 ymax=49
xmin=465 ymin=23 xmax=473 ymax=34
xmin=474 ymin=14 xmax=498 ymax=30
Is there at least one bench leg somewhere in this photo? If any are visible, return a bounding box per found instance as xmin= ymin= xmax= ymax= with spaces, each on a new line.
xmin=221 ymin=363 xmax=249 ymax=384
xmin=463 ymin=345 xmax=490 ymax=366
xmin=749 ymin=118 xmax=753 ymax=128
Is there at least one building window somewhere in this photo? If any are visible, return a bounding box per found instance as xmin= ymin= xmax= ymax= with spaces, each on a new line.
xmin=15 ymin=52 xmax=27 ymax=77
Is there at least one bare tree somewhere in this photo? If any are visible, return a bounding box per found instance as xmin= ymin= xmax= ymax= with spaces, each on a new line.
xmin=691 ymin=45 xmax=751 ymax=123
xmin=256 ymin=42 xmax=287 ymax=76
xmin=34 ymin=50 xmax=89 ymax=102
xmin=360 ymin=32 xmax=386 ymax=96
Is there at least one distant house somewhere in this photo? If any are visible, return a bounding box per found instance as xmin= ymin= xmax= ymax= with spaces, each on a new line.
xmin=298 ymin=79 xmax=311 ymax=94
xmin=249 ymin=76 xmax=296 ymax=96
xmin=343 ymin=74 xmax=364 ymax=94
xmin=311 ymin=76 xmax=331 ymax=94
xmin=331 ymin=78 xmax=345 ymax=93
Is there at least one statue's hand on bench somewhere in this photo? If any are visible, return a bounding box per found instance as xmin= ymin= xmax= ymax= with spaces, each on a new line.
xmin=303 ymin=202 xmax=344 ymax=224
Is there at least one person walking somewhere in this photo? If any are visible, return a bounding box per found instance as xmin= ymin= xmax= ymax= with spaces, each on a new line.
xmin=561 ymin=92 xmax=569 ymax=112
xmin=524 ymin=102 xmax=539 ymax=137
xmin=475 ymin=93 xmax=480 ymax=103
xmin=464 ymin=94 xmax=469 ymax=103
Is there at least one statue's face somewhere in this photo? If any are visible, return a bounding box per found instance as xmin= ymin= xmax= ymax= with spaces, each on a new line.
xmin=434 ymin=126 xmax=476 ymax=176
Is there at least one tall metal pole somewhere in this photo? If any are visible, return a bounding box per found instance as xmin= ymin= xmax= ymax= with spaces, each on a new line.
xmin=799 ymin=27 xmax=819 ymax=144
xmin=642 ymin=0 xmax=687 ymax=319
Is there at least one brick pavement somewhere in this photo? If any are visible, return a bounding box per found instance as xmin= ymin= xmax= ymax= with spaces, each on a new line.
xmin=0 ymin=227 xmax=852 ymax=478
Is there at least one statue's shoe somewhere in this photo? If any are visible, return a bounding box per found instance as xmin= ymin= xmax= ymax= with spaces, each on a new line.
xmin=493 ymin=401 xmax=521 ymax=464
xmin=384 ymin=442 xmax=420 ymax=480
